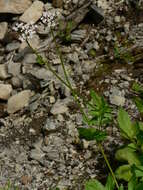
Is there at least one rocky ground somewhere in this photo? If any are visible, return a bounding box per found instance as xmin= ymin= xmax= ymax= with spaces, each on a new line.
xmin=0 ymin=0 xmax=143 ymax=189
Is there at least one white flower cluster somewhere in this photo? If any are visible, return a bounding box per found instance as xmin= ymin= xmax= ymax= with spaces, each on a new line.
xmin=40 ymin=10 xmax=61 ymax=28
xmin=12 ymin=22 xmax=37 ymax=42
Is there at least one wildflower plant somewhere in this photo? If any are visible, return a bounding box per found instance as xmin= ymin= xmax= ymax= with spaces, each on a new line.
xmin=40 ymin=9 xmax=62 ymax=28
xmin=12 ymin=22 xmax=37 ymax=42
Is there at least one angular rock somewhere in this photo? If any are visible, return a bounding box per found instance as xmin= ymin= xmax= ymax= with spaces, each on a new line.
xmin=0 ymin=64 xmax=10 ymax=80
xmin=19 ymin=0 xmax=44 ymax=24
xmin=0 ymin=22 xmax=8 ymax=41
xmin=43 ymin=118 xmax=59 ymax=133
xmin=6 ymin=42 xmax=20 ymax=52
xmin=0 ymin=84 xmax=12 ymax=100
xmin=30 ymin=149 xmax=45 ymax=162
xmin=0 ymin=0 xmax=32 ymax=14
xmin=86 ymin=4 xmax=104 ymax=25
xmin=7 ymin=90 xmax=33 ymax=114
xmin=8 ymin=62 xmax=21 ymax=76
xmin=50 ymin=100 xmax=68 ymax=115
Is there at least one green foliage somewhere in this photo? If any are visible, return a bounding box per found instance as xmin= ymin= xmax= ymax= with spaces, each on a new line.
xmin=57 ymin=21 xmax=73 ymax=43
xmin=85 ymin=90 xmax=112 ymax=127
xmin=85 ymin=175 xmax=115 ymax=190
xmin=132 ymin=82 xmax=143 ymax=95
xmin=78 ymin=127 xmax=107 ymax=142
xmin=114 ymin=45 xmax=134 ymax=64
xmin=132 ymin=82 xmax=143 ymax=115
xmin=115 ymin=108 xmax=143 ymax=182
xmin=117 ymin=108 xmax=139 ymax=139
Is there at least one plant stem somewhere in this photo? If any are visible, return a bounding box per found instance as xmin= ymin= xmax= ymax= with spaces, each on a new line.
xmin=98 ymin=143 xmax=119 ymax=189
xmin=27 ymin=37 xmax=119 ymax=189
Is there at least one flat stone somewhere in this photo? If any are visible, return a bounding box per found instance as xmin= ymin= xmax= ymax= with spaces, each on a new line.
xmin=0 ymin=64 xmax=10 ymax=80
xmin=0 ymin=0 xmax=32 ymax=14
xmin=0 ymin=22 xmax=8 ymax=41
xmin=23 ymin=53 xmax=37 ymax=64
xmin=8 ymin=62 xmax=21 ymax=76
xmin=7 ymin=90 xmax=33 ymax=114
xmin=30 ymin=149 xmax=45 ymax=161
xmin=6 ymin=42 xmax=20 ymax=52
xmin=0 ymin=84 xmax=12 ymax=100
xmin=30 ymin=67 xmax=53 ymax=80
xmin=50 ymin=100 xmax=68 ymax=115
xmin=19 ymin=0 xmax=44 ymax=24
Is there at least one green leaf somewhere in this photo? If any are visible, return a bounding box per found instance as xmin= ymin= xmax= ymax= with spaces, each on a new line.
xmin=105 ymin=175 xmax=115 ymax=190
xmin=119 ymin=184 xmax=124 ymax=190
xmin=117 ymin=108 xmax=138 ymax=139
xmin=78 ymin=127 xmax=107 ymax=142
xmin=138 ymin=122 xmax=143 ymax=131
xmin=115 ymin=147 xmax=141 ymax=165
xmin=132 ymin=82 xmax=143 ymax=94
xmin=115 ymin=164 xmax=132 ymax=181
xmin=133 ymin=165 xmax=143 ymax=178
xmin=87 ymin=90 xmax=112 ymax=127
xmin=128 ymin=176 xmax=137 ymax=190
xmin=36 ymin=54 xmax=45 ymax=65
xmin=133 ymin=97 xmax=143 ymax=114
xmin=135 ymin=183 xmax=143 ymax=190
xmin=85 ymin=179 xmax=105 ymax=190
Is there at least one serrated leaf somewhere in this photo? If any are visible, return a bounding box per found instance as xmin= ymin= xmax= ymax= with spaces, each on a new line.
xmin=115 ymin=147 xmax=141 ymax=165
xmin=105 ymin=175 xmax=115 ymax=190
xmin=78 ymin=127 xmax=107 ymax=142
xmin=85 ymin=179 xmax=105 ymax=190
xmin=117 ymin=108 xmax=138 ymax=139
xmin=115 ymin=164 xmax=132 ymax=181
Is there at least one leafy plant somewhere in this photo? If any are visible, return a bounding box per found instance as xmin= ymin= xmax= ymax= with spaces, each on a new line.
xmin=115 ymin=108 xmax=143 ymax=181
xmin=132 ymin=82 xmax=143 ymax=116
xmin=57 ymin=20 xmax=73 ymax=43
xmin=114 ymin=45 xmax=134 ymax=64
xmin=84 ymin=90 xmax=112 ymax=127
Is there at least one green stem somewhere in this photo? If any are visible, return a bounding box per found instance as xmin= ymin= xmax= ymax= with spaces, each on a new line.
xmin=27 ymin=38 xmax=119 ymax=189
xmin=98 ymin=143 xmax=119 ymax=189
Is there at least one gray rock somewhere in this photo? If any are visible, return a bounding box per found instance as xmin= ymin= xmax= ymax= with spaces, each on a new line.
xmin=7 ymin=90 xmax=33 ymax=114
xmin=0 ymin=22 xmax=8 ymax=41
xmin=0 ymin=64 xmax=10 ymax=80
xmin=19 ymin=0 xmax=44 ymax=24
xmin=30 ymin=149 xmax=45 ymax=162
xmin=88 ymin=4 xmax=104 ymax=25
xmin=70 ymin=30 xmax=86 ymax=42
xmin=0 ymin=0 xmax=32 ymax=14
xmin=50 ymin=100 xmax=68 ymax=115
xmin=43 ymin=118 xmax=59 ymax=132
xmin=23 ymin=53 xmax=37 ymax=64
xmin=6 ymin=42 xmax=20 ymax=52
xmin=8 ymin=62 xmax=21 ymax=76
xmin=11 ymin=76 xmax=23 ymax=88
xmin=0 ymin=84 xmax=12 ymax=100
xmin=29 ymin=67 xmax=53 ymax=80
